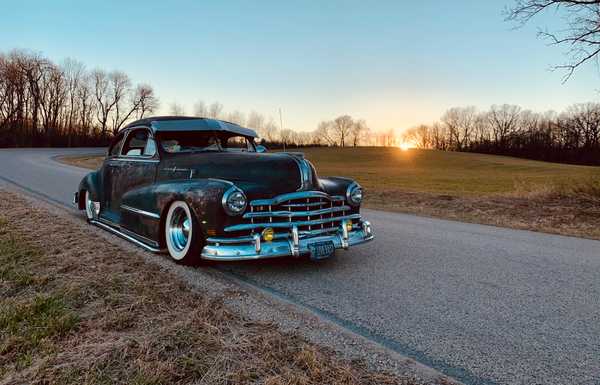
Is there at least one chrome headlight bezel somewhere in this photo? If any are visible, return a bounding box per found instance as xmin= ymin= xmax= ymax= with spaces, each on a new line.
xmin=222 ymin=186 xmax=247 ymax=216
xmin=346 ymin=182 xmax=363 ymax=207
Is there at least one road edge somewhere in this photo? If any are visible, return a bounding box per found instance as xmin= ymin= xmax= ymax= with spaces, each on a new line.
xmin=0 ymin=180 xmax=462 ymax=385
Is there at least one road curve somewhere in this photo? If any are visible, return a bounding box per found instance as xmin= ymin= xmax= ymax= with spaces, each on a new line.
xmin=1 ymin=148 xmax=599 ymax=385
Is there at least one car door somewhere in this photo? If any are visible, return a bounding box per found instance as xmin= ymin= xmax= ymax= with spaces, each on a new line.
xmin=100 ymin=127 xmax=158 ymax=224
xmin=101 ymin=131 xmax=126 ymax=222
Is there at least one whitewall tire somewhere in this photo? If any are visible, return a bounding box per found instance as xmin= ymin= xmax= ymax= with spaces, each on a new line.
xmin=165 ymin=201 xmax=203 ymax=264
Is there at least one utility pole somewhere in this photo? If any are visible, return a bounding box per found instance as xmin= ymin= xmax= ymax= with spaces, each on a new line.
xmin=279 ymin=108 xmax=285 ymax=151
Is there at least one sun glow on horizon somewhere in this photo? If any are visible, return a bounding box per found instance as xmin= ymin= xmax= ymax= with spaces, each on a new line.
xmin=398 ymin=142 xmax=416 ymax=151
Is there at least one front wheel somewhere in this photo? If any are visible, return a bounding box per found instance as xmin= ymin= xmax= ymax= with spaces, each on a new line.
xmin=164 ymin=201 xmax=203 ymax=265
xmin=84 ymin=191 xmax=95 ymax=222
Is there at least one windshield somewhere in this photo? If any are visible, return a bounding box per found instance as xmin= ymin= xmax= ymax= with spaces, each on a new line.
xmin=157 ymin=131 xmax=255 ymax=153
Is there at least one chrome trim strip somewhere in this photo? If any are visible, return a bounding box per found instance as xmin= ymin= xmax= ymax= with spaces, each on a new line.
xmin=90 ymin=220 xmax=162 ymax=252
xmin=113 ymin=157 xmax=160 ymax=163
xmin=243 ymin=205 xmax=351 ymax=219
xmin=281 ymin=201 xmax=328 ymax=208
xmin=250 ymin=191 xmax=344 ymax=206
xmin=120 ymin=205 xmax=161 ymax=219
xmin=289 ymin=156 xmax=312 ymax=191
xmin=206 ymin=226 xmax=343 ymax=245
xmin=121 ymin=227 xmax=161 ymax=248
xmin=224 ymin=213 xmax=361 ymax=232
xmin=208 ymin=178 xmax=234 ymax=186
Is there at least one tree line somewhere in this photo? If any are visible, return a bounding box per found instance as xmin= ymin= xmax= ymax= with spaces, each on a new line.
xmin=0 ymin=49 xmax=382 ymax=148
xmin=402 ymin=103 xmax=600 ymax=165
xmin=0 ymin=50 xmax=158 ymax=147
xmin=168 ymin=102 xmax=381 ymax=148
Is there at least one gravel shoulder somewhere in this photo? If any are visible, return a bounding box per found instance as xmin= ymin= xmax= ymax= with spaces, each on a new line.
xmin=0 ymin=187 xmax=456 ymax=385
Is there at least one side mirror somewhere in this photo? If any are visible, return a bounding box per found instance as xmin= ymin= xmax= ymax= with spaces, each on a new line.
xmin=256 ymin=145 xmax=267 ymax=153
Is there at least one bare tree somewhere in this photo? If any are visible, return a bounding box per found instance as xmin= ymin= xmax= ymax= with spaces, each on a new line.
xmin=169 ymin=102 xmax=186 ymax=116
xmin=561 ymin=102 xmax=600 ymax=148
xmin=507 ymin=0 xmax=600 ymax=81
xmin=488 ymin=104 xmax=522 ymax=146
xmin=107 ymin=71 xmax=133 ymax=135
xmin=61 ymin=58 xmax=85 ymax=146
xmin=314 ymin=121 xmax=336 ymax=146
xmin=134 ymin=84 xmax=159 ymax=119
xmin=402 ymin=124 xmax=432 ymax=148
xmin=193 ymin=100 xmax=207 ymax=117
xmin=331 ymin=115 xmax=354 ymax=147
xmin=0 ymin=49 xmax=157 ymax=147
xmin=208 ymin=101 xmax=223 ymax=119
xmin=441 ymin=107 xmax=477 ymax=150
xmin=279 ymin=128 xmax=295 ymax=147
xmin=262 ymin=117 xmax=279 ymax=142
xmin=92 ymin=70 xmax=116 ymax=138
xmin=76 ymin=73 xmax=95 ymax=137
xmin=350 ymin=119 xmax=368 ymax=147
xmin=227 ymin=109 xmax=245 ymax=125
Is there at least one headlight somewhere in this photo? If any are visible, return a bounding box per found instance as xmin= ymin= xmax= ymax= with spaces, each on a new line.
xmin=346 ymin=183 xmax=363 ymax=206
xmin=222 ymin=187 xmax=247 ymax=216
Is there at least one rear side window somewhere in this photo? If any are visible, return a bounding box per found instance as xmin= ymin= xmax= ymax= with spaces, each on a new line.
xmin=108 ymin=133 xmax=125 ymax=156
xmin=157 ymin=131 xmax=219 ymax=153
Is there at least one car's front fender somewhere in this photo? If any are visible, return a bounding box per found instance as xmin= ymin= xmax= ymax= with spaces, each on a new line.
xmin=120 ymin=178 xmax=232 ymax=243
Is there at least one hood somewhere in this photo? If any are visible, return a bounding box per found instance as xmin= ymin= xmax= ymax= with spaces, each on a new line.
xmin=160 ymin=152 xmax=316 ymax=196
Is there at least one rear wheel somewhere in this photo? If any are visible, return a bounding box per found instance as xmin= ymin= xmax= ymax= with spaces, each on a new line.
xmin=165 ymin=201 xmax=203 ymax=265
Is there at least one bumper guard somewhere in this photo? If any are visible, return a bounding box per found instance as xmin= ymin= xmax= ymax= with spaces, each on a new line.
xmin=201 ymin=220 xmax=373 ymax=261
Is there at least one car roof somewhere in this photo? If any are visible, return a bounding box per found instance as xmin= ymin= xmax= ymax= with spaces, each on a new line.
xmin=124 ymin=116 xmax=258 ymax=138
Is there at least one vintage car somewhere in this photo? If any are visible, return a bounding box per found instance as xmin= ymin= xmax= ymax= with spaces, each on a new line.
xmin=74 ymin=116 xmax=374 ymax=264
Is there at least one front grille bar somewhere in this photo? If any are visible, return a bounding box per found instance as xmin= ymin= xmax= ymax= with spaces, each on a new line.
xmin=224 ymin=213 xmax=361 ymax=232
xmin=250 ymin=191 xmax=344 ymax=206
xmin=243 ymin=205 xmax=351 ymax=219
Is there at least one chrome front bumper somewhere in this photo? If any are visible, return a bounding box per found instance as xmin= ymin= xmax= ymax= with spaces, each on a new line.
xmin=201 ymin=220 xmax=374 ymax=261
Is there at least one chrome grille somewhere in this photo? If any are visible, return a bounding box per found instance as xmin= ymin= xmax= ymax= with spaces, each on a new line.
xmin=224 ymin=191 xmax=359 ymax=236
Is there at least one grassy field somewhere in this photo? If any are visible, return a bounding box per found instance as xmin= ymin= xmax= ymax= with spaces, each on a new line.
xmin=61 ymin=147 xmax=600 ymax=196
xmin=59 ymin=147 xmax=600 ymax=239
xmin=0 ymin=190 xmax=409 ymax=384
xmin=300 ymin=147 xmax=600 ymax=196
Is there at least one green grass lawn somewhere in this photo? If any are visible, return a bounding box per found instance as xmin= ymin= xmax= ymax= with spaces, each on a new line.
xmin=299 ymin=147 xmax=600 ymax=196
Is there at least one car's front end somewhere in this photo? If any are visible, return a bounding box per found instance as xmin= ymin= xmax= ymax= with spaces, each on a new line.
xmin=201 ymin=180 xmax=374 ymax=261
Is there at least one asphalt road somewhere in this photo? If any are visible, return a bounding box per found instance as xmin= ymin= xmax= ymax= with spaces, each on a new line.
xmin=1 ymin=148 xmax=599 ymax=385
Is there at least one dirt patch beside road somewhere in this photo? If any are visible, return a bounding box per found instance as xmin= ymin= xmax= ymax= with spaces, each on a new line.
xmin=0 ymin=190 xmax=426 ymax=385
xmin=367 ymin=188 xmax=600 ymax=240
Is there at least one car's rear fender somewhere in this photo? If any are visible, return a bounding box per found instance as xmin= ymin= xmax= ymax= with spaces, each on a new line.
xmin=77 ymin=171 xmax=101 ymax=210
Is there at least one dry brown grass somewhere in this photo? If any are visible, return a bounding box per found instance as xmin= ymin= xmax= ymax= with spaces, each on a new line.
xmin=0 ymin=191 xmax=413 ymax=385
xmin=367 ymin=179 xmax=600 ymax=239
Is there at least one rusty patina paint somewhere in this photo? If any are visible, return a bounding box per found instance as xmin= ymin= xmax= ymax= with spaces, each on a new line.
xmin=77 ymin=121 xmax=361 ymax=249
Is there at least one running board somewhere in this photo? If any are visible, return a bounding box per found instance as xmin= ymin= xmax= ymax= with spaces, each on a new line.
xmin=90 ymin=220 xmax=163 ymax=253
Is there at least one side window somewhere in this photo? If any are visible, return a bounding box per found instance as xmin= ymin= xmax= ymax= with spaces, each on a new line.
xmin=108 ymin=133 xmax=125 ymax=156
xmin=221 ymin=135 xmax=254 ymax=152
xmin=122 ymin=129 xmax=150 ymax=157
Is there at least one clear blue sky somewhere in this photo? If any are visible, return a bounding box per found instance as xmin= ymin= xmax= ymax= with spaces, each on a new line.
xmin=3 ymin=0 xmax=599 ymax=132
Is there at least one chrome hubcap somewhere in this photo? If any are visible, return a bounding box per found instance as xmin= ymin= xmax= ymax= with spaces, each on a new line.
xmin=86 ymin=195 xmax=95 ymax=219
xmin=168 ymin=207 xmax=190 ymax=252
